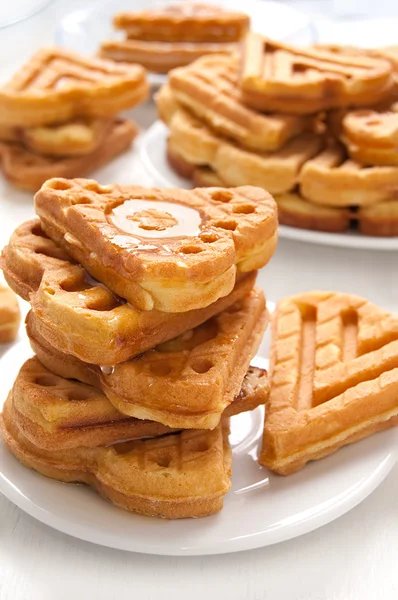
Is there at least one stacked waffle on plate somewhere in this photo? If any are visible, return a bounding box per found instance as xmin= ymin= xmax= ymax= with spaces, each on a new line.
xmin=157 ymin=35 xmax=398 ymax=236
xmin=100 ymin=3 xmax=249 ymax=74
xmin=0 ymin=177 xmax=278 ymax=518
xmin=0 ymin=48 xmax=149 ymax=191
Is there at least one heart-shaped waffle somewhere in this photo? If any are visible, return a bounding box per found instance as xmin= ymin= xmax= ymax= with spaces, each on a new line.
xmin=241 ymin=34 xmax=394 ymax=114
xmin=0 ymin=47 xmax=149 ymax=127
xmin=35 ymin=178 xmax=277 ymax=312
xmin=1 ymin=220 xmax=257 ymax=365
xmin=10 ymin=357 xmax=268 ymax=449
xmin=27 ymin=284 xmax=267 ymax=429
xmin=260 ymin=291 xmax=398 ymax=475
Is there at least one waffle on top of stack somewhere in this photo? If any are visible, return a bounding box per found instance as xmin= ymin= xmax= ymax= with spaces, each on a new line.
xmin=0 ymin=177 xmax=277 ymax=518
xmin=0 ymin=47 xmax=149 ymax=191
xmin=100 ymin=3 xmax=249 ymax=74
xmin=158 ymin=36 xmax=398 ymax=237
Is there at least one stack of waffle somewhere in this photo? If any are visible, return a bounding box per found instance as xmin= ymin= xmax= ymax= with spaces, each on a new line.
xmin=158 ymin=35 xmax=398 ymax=236
xmin=0 ymin=177 xmax=278 ymax=518
xmin=0 ymin=48 xmax=149 ymax=191
xmin=100 ymin=3 xmax=249 ymax=74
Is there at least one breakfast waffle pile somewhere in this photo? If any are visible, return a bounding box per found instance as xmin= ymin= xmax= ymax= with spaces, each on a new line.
xmin=0 ymin=48 xmax=149 ymax=191
xmin=100 ymin=3 xmax=249 ymax=74
xmin=157 ymin=36 xmax=398 ymax=236
xmin=0 ymin=177 xmax=278 ymax=518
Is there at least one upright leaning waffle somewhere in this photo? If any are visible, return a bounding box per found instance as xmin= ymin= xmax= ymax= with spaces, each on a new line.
xmin=0 ymin=283 xmax=20 ymax=342
xmin=241 ymin=34 xmax=394 ymax=114
xmin=1 ymin=220 xmax=257 ymax=364
xmin=28 ymin=285 xmax=267 ymax=429
xmin=0 ymin=47 xmax=149 ymax=127
xmin=299 ymin=141 xmax=398 ymax=206
xmin=166 ymin=106 xmax=323 ymax=194
xmin=260 ymin=292 xmax=398 ymax=475
xmin=167 ymin=55 xmax=312 ymax=152
xmin=34 ymin=178 xmax=278 ymax=312
xmin=113 ymin=3 xmax=250 ymax=43
xmin=9 ymin=357 xmax=268 ymax=450
xmin=0 ymin=119 xmax=137 ymax=192
xmin=1 ymin=397 xmax=232 ymax=519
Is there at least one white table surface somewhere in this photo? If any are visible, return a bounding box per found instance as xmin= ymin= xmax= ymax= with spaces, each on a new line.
xmin=0 ymin=2 xmax=397 ymax=599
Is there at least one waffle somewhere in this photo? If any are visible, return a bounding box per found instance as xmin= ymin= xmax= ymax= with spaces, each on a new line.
xmin=1 ymin=220 xmax=257 ymax=364
xmin=299 ymin=140 xmax=398 ymax=206
xmin=34 ymin=178 xmax=278 ymax=313
xmin=259 ymin=291 xmax=398 ymax=475
xmin=241 ymin=34 xmax=394 ymax=114
xmin=100 ymin=39 xmax=237 ymax=74
xmin=0 ymin=47 xmax=149 ymax=127
xmin=0 ymin=283 xmax=20 ymax=342
xmin=113 ymin=4 xmax=249 ymax=43
xmin=275 ymin=192 xmax=352 ymax=233
xmin=0 ymin=119 xmax=137 ymax=192
xmin=28 ymin=286 xmax=267 ymax=429
xmin=0 ymin=118 xmax=115 ymax=157
xmin=166 ymin=106 xmax=324 ymax=194
xmin=358 ymin=200 xmax=398 ymax=236
xmin=9 ymin=357 xmax=268 ymax=450
xmin=167 ymin=55 xmax=312 ymax=152
xmin=0 ymin=398 xmax=232 ymax=519
xmin=342 ymin=104 xmax=398 ymax=166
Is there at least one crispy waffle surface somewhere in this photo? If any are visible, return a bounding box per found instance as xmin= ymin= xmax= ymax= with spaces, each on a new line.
xmin=0 ymin=283 xmax=21 ymax=342
xmin=0 ymin=47 xmax=149 ymax=127
xmin=6 ymin=357 xmax=268 ymax=450
xmin=241 ymin=34 xmax=394 ymax=114
xmin=27 ymin=284 xmax=267 ymax=429
xmin=0 ymin=395 xmax=232 ymax=519
xmin=166 ymin=56 xmax=312 ymax=152
xmin=113 ymin=4 xmax=250 ymax=43
xmin=1 ymin=220 xmax=258 ymax=365
xmin=34 ymin=178 xmax=278 ymax=313
xmin=0 ymin=119 xmax=138 ymax=192
xmin=260 ymin=291 xmax=398 ymax=475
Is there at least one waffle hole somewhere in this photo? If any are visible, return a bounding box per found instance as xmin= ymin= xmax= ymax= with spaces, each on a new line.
xmin=45 ymin=287 xmax=55 ymax=296
xmin=233 ymin=203 xmax=256 ymax=214
xmin=200 ymin=232 xmax=219 ymax=244
xmin=61 ymin=279 xmax=91 ymax=293
xmin=67 ymin=390 xmax=92 ymax=401
xmin=211 ymin=190 xmax=233 ymax=203
xmin=34 ymin=244 xmax=66 ymax=259
xmin=179 ymin=245 xmax=203 ymax=254
xmin=190 ymin=440 xmax=210 ymax=453
xmin=71 ymin=195 xmax=92 ymax=205
xmin=84 ymin=182 xmax=110 ymax=194
xmin=156 ymin=455 xmax=172 ymax=468
xmin=190 ymin=359 xmax=213 ymax=374
xmin=84 ymin=296 xmax=120 ymax=311
xmin=150 ymin=362 xmax=172 ymax=376
xmin=214 ymin=219 xmax=237 ymax=231
xmin=35 ymin=375 xmax=58 ymax=387
xmin=46 ymin=179 xmax=72 ymax=191
xmin=31 ymin=224 xmax=48 ymax=238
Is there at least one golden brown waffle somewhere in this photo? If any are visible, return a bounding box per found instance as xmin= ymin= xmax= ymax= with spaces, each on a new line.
xmin=0 ymin=118 xmax=115 ymax=157
xmin=358 ymin=200 xmax=398 ymax=236
xmin=1 ymin=220 xmax=257 ymax=364
xmin=166 ymin=106 xmax=323 ymax=194
xmin=342 ymin=104 xmax=398 ymax=166
xmin=1 ymin=399 xmax=232 ymax=519
xmin=299 ymin=140 xmax=398 ymax=206
xmin=35 ymin=177 xmax=277 ymax=313
xmin=10 ymin=357 xmax=268 ymax=450
xmin=0 ymin=283 xmax=20 ymax=342
xmin=275 ymin=192 xmax=352 ymax=234
xmin=0 ymin=47 xmax=149 ymax=127
xmin=241 ymin=34 xmax=394 ymax=114
xmin=167 ymin=55 xmax=312 ymax=152
xmin=0 ymin=119 xmax=137 ymax=192
xmin=259 ymin=291 xmax=398 ymax=475
xmin=100 ymin=39 xmax=237 ymax=74
xmin=114 ymin=3 xmax=249 ymax=43
xmin=28 ymin=286 xmax=267 ymax=429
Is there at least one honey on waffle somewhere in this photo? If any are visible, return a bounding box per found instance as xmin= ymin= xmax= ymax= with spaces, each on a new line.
xmin=260 ymin=292 xmax=398 ymax=475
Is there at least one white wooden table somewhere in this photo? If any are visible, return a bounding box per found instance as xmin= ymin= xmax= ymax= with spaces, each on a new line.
xmin=1 ymin=2 xmax=397 ymax=599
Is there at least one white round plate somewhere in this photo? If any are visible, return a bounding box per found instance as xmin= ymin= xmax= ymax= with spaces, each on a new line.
xmin=55 ymin=0 xmax=316 ymax=87
xmin=140 ymin=121 xmax=398 ymax=251
xmin=0 ymin=335 xmax=397 ymax=556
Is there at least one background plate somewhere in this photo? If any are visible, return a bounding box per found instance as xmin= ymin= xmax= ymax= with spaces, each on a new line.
xmin=139 ymin=121 xmax=398 ymax=251
xmin=55 ymin=0 xmax=316 ymax=86
xmin=0 ymin=335 xmax=397 ymax=556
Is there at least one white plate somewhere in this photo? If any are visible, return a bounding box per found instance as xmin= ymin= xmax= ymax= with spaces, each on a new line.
xmin=55 ymin=0 xmax=316 ymax=87
xmin=140 ymin=121 xmax=398 ymax=251
xmin=1 ymin=335 xmax=397 ymax=556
